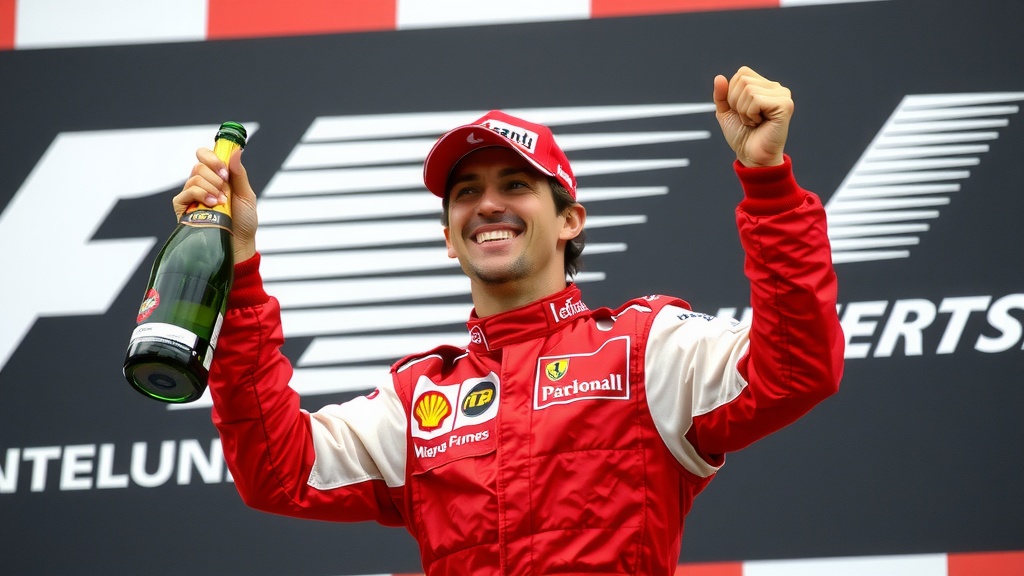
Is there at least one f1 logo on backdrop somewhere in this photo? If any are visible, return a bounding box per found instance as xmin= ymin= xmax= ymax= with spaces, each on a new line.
xmin=1 ymin=95 xmax=1022 ymax=407
xmin=825 ymin=93 xmax=1024 ymax=263
xmin=0 ymin=124 xmax=255 ymax=372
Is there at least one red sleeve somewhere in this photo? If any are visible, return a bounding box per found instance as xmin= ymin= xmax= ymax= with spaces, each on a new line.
xmin=687 ymin=155 xmax=844 ymax=455
xmin=209 ymin=254 xmax=404 ymax=526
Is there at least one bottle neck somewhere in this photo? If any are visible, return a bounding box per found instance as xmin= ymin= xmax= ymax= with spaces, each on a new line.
xmin=182 ymin=137 xmax=242 ymax=224
xmin=212 ymin=137 xmax=242 ymax=218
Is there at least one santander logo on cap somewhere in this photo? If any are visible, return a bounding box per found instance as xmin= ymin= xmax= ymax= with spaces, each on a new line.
xmin=478 ymin=118 xmax=539 ymax=153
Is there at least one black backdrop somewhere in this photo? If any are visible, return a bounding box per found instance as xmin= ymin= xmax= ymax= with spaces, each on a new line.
xmin=1 ymin=1 xmax=1022 ymax=574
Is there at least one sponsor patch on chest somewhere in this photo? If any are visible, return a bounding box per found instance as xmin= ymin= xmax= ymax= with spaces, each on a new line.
xmin=534 ymin=336 xmax=630 ymax=410
xmin=410 ymin=372 xmax=499 ymax=471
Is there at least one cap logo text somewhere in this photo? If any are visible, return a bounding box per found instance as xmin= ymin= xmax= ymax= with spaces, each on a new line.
xmin=481 ymin=119 xmax=538 ymax=153
xmin=556 ymin=164 xmax=574 ymax=189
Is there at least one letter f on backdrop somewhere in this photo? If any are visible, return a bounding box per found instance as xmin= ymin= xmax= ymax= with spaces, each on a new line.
xmin=0 ymin=124 xmax=256 ymax=372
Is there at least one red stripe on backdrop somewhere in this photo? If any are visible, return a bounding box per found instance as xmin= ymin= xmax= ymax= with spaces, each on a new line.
xmin=592 ymin=0 xmax=779 ymax=18
xmin=361 ymin=563 xmax=746 ymax=576
xmin=948 ymin=550 xmax=1024 ymax=576
xmin=0 ymin=0 xmax=15 ymax=50
xmin=675 ymin=561 xmax=744 ymax=575
xmin=207 ymin=0 xmax=396 ymax=40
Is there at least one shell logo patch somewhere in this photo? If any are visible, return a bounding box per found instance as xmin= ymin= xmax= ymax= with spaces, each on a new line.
xmin=545 ymin=359 xmax=568 ymax=381
xmin=413 ymin=391 xmax=452 ymax=431
xmin=409 ymin=373 xmax=500 ymax=469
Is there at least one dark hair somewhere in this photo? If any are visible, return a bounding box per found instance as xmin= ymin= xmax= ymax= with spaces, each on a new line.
xmin=550 ymin=179 xmax=586 ymax=278
xmin=440 ymin=177 xmax=586 ymax=279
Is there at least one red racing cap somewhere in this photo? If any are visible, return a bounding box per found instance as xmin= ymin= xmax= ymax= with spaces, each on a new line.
xmin=423 ymin=110 xmax=577 ymax=199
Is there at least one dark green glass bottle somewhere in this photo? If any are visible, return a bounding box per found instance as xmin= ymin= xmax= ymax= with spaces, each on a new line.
xmin=123 ymin=122 xmax=247 ymax=403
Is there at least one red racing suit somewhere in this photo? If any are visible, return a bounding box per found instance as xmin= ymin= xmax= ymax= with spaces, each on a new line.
xmin=208 ymin=156 xmax=844 ymax=575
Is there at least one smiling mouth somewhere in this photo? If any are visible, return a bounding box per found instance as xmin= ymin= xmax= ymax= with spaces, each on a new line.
xmin=474 ymin=230 xmax=518 ymax=244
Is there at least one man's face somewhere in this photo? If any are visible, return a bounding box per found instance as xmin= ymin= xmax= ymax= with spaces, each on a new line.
xmin=443 ymin=147 xmax=578 ymax=289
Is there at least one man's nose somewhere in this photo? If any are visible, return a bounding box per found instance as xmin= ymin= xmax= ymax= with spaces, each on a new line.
xmin=476 ymin=186 xmax=506 ymax=215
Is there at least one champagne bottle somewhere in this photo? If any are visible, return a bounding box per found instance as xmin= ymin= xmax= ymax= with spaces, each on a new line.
xmin=123 ymin=121 xmax=247 ymax=403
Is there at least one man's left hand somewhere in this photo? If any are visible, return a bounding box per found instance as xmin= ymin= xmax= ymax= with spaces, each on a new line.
xmin=713 ymin=66 xmax=793 ymax=168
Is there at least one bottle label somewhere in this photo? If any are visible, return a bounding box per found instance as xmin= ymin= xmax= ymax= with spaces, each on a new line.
xmin=179 ymin=208 xmax=233 ymax=231
xmin=136 ymin=288 xmax=160 ymax=323
xmin=129 ymin=322 xmax=198 ymax=350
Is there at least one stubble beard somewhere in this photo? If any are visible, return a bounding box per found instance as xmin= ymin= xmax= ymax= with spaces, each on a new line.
xmin=468 ymin=253 xmax=531 ymax=285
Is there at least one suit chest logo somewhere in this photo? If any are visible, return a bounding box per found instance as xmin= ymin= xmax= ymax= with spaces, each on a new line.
xmin=461 ymin=380 xmax=496 ymax=416
xmin=410 ymin=373 xmax=499 ymax=467
xmin=534 ymin=336 xmax=630 ymax=410
xmin=544 ymin=359 xmax=568 ymax=381
xmin=413 ymin=392 xmax=452 ymax=431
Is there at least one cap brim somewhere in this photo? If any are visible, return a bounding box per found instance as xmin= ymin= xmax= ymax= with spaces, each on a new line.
xmin=423 ymin=125 xmax=555 ymax=197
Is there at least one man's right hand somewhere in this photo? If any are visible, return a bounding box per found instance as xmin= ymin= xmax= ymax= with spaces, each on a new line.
xmin=174 ymin=147 xmax=258 ymax=263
